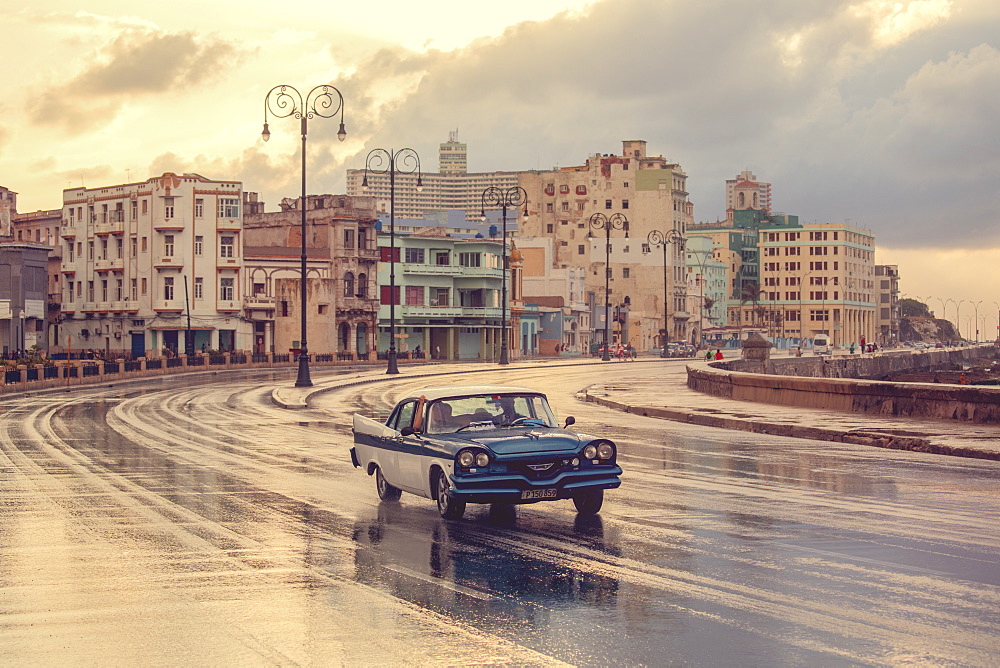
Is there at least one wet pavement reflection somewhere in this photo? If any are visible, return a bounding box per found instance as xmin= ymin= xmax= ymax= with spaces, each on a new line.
xmin=0 ymin=365 xmax=998 ymax=665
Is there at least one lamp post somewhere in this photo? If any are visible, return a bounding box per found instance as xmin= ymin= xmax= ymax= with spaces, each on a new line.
xmin=481 ymin=186 xmax=527 ymax=365
xmin=262 ymin=84 xmax=346 ymax=387
xmin=972 ymin=300 xmax=982 ymax=342
xmin=362 ymin=148 xmax=422 ymax=374
xmin=646 ymin=228 xmax=684 ymax=357
xmin=589 ymin=212 xmax=629 ymax=361
xmin=955 ymin=299 xmax=966 ymax=341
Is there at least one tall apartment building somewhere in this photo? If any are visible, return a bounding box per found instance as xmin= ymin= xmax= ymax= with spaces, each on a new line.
xmin=518 ymin=140 xmax=694 ymax=347
xmin=757 ymin=223 xmax=877 ymax=347
xmin=725 ymin=170 xmax=772 ymax=213
xmin=59 ymin=173 xmax=247 ymax=357
xmin=874 ymin=264 xmax=901 ymax=345
xmin=345 ymin=134 xmax=519 ymax=221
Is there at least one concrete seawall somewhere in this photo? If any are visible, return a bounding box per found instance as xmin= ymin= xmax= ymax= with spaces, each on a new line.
xmin=687 ymin=347 xmax=1000 ymax=424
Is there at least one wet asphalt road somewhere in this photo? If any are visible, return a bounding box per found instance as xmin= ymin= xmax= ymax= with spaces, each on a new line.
xmin=1 ymin=363 xmax=998 ymax=666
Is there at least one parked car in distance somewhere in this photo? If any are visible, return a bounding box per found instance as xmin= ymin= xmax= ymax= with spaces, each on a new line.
xmin=351 ymin=385 xmax=622 ymax=520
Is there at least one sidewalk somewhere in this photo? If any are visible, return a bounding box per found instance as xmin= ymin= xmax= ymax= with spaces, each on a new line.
xmin=582 ymin=361 xmax=1000 ymax=461
xmin=272 ymin=357 xmax=1000 ymax=462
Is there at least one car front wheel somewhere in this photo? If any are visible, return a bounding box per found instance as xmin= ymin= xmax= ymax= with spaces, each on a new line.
xmin=435 ymin=469 xmax=466 ymax=520
xmin=572 ymin=489 xmax=604 ymax=515
xmin=375 ymin=466 xmax=402 ymax=501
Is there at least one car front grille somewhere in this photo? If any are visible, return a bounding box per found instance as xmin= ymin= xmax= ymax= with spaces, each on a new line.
xmin=513 ymin=460 xmax=566 ymax=479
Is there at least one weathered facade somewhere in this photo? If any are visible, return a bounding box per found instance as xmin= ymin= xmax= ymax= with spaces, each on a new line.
xmin=242 ymin=193 xmax=379 ymax=357
xmin=518 ymin=140 xmax=694 ymax=350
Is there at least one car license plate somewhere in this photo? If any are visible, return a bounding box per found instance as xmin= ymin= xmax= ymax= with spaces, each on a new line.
xmin=521 ymin=488 xmax=557 ymax=500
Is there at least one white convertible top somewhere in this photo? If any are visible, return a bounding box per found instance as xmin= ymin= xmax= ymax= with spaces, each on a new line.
xmin=398 ymin=385 xmax=545 ymax=402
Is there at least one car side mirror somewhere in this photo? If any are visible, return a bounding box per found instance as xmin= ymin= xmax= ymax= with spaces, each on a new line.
xmin=400 ymin=426 xmax=415 ymax=437
xmin=563 ymin=416 xmax=576 ymax=428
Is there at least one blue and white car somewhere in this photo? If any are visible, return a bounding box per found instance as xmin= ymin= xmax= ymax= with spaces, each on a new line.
xmin=351 ymin=385 xmax=622 ymax=520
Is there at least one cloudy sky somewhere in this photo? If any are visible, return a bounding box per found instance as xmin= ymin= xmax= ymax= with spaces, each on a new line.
xmin=3 ymin=0 xmax=998 ymax=333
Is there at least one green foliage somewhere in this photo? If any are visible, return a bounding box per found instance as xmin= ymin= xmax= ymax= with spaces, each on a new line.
xmin=900 ymin=298 xmax=931 ymax=317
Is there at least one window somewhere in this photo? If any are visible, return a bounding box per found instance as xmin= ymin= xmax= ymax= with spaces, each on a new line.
xmin=220 ymin=277 xmax=234 ymax=301
xmin=100 ymin=238 xmax=108 ymax=260
xmin=218 ymin=198 xmax=239 ymax=218
xmin=141 ymin=200 xmax=148 ymax=215
xmin=432 ymin=288 xmax=450 ymax=306
xmin=101 ymin=280 xmax=108 ymax=301
xmin=195 ymin=199 xmax=204 ymax=218
xmin=220 ymin=236 xmax=234 ymax=258
xmin=141 ymin=277 xmax=147 ymax=295
xmin=130 ymin=279 xmax=137 ymax=301
xmin=164 ymin=235 xmax=174 ymax=256
xmin=380 ymin=285 xmax=400 ymax=305
xmin=605 ymin=199 xmax=612 ymax=209
xmin=87 ymin=281 xmax=94 ymax=301
xmin=116 ymin=279 xmax=123 ymax=300
xmin=194 ymin=236 xmax=203 ymax=255
xmin=459 ymin=252 xmax=481 ymax=267
xmin=380 ymin=247 xmax=401 ymax=262
xmin=561 ymin=202 xmax=569 ymax=211
xmin=164 ymin=277 xmax=174 ymax=300
xmin=342 ymin=228 xmax=355 ymax=250
xmin=622 ymin=267 xmax=630 ymax=278
xmin=141 ymin=237 xmax=147 ymax=252
xmin=434 ymin=251 xmax=450 ymax=265
xmin=546 ymin=203 xmax=554 ymax=213
xmin=622 ymin=199 xmax=629 ymax=209
xmin=130 ymin=201 xmax=137 ymax=221
xmin=194 ymin=277 xmax=203 ymax=299
xmin=405 ymin=285 xmax=424 ymax=305
xmin=67 ymin=243 xmax=74 ymax=262
xmin=344 ymin=272 xmax=355 ymax=297
xmin=546 ymin=224 xmax=554 ymax=233
xmin=164 ymin=197 xmax=174 ymax=219
xmin=88 ymin=241 xmax=94 ymax=260
xmin=404 ymin=247 xmax=424 ymax=263
xmin=578 ymin=245 xmax=585 ymax=255
xmin=115 ymin=237 xmax=123 ymax=259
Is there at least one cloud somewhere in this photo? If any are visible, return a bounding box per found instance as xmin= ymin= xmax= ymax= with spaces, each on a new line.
xmin=26 ymin=28 xmax=242 ymax=132
xmin=302 ymin=0 xmax=999 ymax=251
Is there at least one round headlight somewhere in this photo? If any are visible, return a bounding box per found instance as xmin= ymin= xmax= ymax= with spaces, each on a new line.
xmin=457 ymin=450 xmax=475 ymax=467
xmin=597 ymin=442 xmax=615 ymax=459
xmin=475 ymin=452 xmax=490 ymax=467
xmin=583 ymin=444 xmax=597 ymax=460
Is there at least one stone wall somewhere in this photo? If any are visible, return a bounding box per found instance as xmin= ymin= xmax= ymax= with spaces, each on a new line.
xmin=687 ymin=346 xmax=1000 ymax=423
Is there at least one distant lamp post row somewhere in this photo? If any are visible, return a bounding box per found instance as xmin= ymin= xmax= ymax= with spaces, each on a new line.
xmin=262 ymin=84 xmax=346 ymax=387
xmin=362 ymin=148 xmax=422 ymax=374
xmin=589 ymin=212 xmax=629 ymax=361
xmin=481 ymin=186 xmax=527 ymax=365
xmin=646 ymin=229 xmax=684 ymax=357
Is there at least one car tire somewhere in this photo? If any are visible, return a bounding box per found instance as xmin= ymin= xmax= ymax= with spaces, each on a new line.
xmin=375 ymin=466 xmax=402 ymax=502
xmin=434 ymin=469 xmax=466 ymax=520
xmin=572 ymin=489 xmax=604 ymax=515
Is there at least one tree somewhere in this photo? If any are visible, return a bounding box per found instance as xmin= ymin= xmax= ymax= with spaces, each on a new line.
xmin=900 ymin=298 xmax=931 ymax=317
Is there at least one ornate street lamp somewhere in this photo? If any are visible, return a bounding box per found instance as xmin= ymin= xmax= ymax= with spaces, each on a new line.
xmin=589 ymin=212 xmax=629 ymax=361
xmin=362 ymin=148 xmax=421 ymax=374
xmin=262 ymin=84 xmax=346 ymax=387
xmin=646 ymin=229 xmax=684 ymax=357
xmin=481 ymin=186 xmax=527 ymax=365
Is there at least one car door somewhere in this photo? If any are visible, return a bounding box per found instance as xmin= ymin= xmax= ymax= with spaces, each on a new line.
xmin=394 ymin=398 xmax=431 ymax=495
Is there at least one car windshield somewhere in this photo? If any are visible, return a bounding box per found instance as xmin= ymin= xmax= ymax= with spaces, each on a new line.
xmin=426 ymin=394 xmax=556 ymax=434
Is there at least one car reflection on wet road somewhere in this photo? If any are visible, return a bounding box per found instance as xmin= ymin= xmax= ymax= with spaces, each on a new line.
xmin=1 ymin=363 xmax=998 ymax=665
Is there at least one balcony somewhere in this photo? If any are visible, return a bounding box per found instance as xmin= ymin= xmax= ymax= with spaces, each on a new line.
xmin=218 ymin=257 xmax=239 ymax=267
xmin=217 ymin=300 xmax=240 ymax=312
xmin=244 ymin=296 xmax=275 ymax=310
xmin=385 ymin=305 xmax=503 ymax=319
xmin=95 ymin=301 xmax=112 ymax=313
xmin=403 ymin=264 xmax=458 ymax=275
xmin=216 ymin=218 xmax=241 ymax=231
xmin=154 ymin=300 xmax=185 ymax=313
xmin=61 ymin=265 xmax=76 ymax=275
xmin=94 ymin=258 xmax=124 ymax=272
xmin=94 ymin=220 xmax=124 ymax=236
xmin=61 ymin=226 xmax=77 ymax=239
xmin=455 ymin=266 xmax=503 ymax=279
xmin=154 ymin=217 xmax=186 ymax=231
xmin=155 ymin=256 xmax=184 ymax=269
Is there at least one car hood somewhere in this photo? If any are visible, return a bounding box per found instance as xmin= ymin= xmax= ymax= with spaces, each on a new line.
xmin=442 ymin=428 xmax=587 ymax=456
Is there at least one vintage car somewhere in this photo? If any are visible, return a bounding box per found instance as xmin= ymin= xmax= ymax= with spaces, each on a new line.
xmin=351 ymin=385 xmax=622 ymax=520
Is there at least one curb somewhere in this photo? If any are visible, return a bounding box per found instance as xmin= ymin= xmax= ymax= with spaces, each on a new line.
xmin=582 ymin=391 xmax=1000 ymax=462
